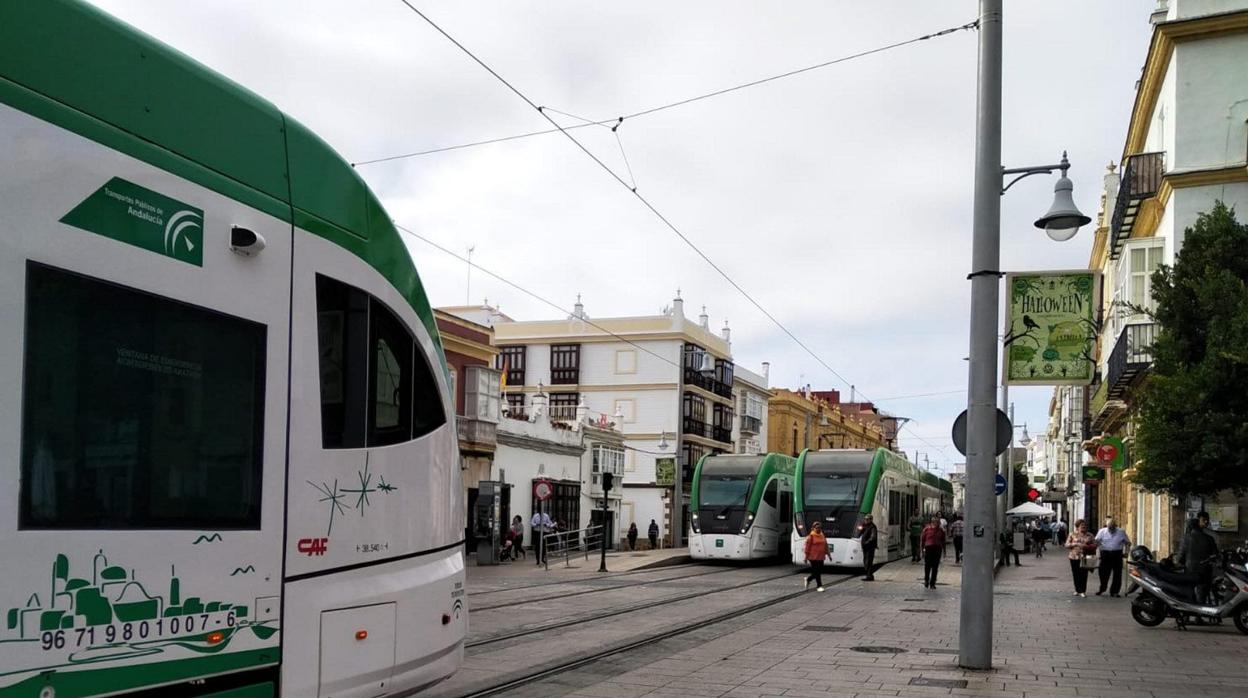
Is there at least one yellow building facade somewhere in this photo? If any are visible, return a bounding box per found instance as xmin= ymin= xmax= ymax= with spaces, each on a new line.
xmin=767 ymin=389 xmax=886 ymax=457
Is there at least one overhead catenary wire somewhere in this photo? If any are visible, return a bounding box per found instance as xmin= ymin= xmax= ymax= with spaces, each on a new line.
xmin=353 ymin=15 xmax=978 ymax=166
xmin=391 ymin=2 xmax=965 ymax=468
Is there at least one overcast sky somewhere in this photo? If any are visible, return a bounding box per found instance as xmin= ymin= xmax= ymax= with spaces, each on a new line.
xmin=89 ymin=1 xmax=1156 ymax=474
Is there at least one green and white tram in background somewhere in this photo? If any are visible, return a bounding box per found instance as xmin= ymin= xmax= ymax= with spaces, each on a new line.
xmin=791 ymin=449 xmax=953 ymax=569
xmin=689 ymin=454 xmax=796 ymax=561
xmin=1 ymin=2 xmax=466 ymax=696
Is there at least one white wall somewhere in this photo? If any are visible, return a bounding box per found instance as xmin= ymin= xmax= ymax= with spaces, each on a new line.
xmin=1174 ymin=33 xmax=1248 ymax=171
xmin=1169 ymin=0 xmax=1248 ymax=22
xmin=491 ymin=418 xmax=584 ymax=528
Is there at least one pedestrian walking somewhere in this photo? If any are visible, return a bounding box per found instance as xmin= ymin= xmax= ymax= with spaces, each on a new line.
xmin=647 ymin=519 xmax=660 ymax=550
xmin=858 ymin=514 xmax=879 ymax=581
xmin=1031 ymin=519 xmax=1046 ymax=558
xmin=627 ymin=522 xmax=639 ymax=551
xmin=509 ymin=515 xmax=525 ymax=560
xmin=908 ymin=513 xmax=924 ymax=563
xmin=1094 ymin=516 xmax=1131 ymax=597
xmin=1065 ymin=519 xmax=1096 ymax=597
xmin=803 ymin=521 xmax=831 ymax=591
xmin=1055 ymin=519 xmax=1068 ymax=547
xmin=999 ymin=527 xmax=1021 ymax=566
xmin=921 ymin=516 xmax=946 ymax=589
xmin=531 ymin=510 xmax=555 ymax=565
xmin=949 ymin=515 xmax=965 ymax=564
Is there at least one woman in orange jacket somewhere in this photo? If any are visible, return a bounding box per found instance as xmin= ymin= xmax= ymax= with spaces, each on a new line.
xmin=804 ymin=521 xmax=831 ymax=591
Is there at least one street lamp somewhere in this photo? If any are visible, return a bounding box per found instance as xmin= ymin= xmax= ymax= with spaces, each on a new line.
xmin=961 ymin=0 xmax=1090 ymax=671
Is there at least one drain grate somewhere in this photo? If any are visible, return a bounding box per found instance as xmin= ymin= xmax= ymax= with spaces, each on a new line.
xmin=851 ymin=646 xmax=907 ymax=654
xmin=919 ymin=648 xmax=958 ymax=655
xmin=900 ymin=608 xmax=936 ymax=613
xmin=1034 ymin=576 xmax=1057 ymax=580
xmin=909 ymin=677 xmax=968 ymax=689
xmin=802 ymin=625 xmax=851 ymax=632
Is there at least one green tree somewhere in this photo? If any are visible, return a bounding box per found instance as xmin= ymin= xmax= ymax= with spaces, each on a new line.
xmin=1134 ymin=202 xmax=1248 ymax=497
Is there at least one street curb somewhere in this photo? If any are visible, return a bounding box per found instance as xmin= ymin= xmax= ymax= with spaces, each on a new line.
xmin=631 ymin=554 xmax=692 ymax=570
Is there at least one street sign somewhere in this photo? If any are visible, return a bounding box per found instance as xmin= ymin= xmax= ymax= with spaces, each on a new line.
xmin=1096 ymin=436 xmax=1127 ymax=471
xmin=1003 ymin=270 xmax=1100 ymax=386
xmin=533 ymin=480 xmax=554 ymax=502
xmin=952 ymin=408 xmax=1013 ymax=457
xmin=1081 ymin=465 xmax=1104 ymax=484
xmin=994 ymin=474 xmax=1007 ymax=496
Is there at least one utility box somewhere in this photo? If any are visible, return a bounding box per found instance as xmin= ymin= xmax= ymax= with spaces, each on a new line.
xmin=475 ymin=480 xmax=501 ymax=565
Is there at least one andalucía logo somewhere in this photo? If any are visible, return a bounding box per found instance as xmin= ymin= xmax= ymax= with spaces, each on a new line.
xmin=60 ymin=176 xmax=204 ymax=266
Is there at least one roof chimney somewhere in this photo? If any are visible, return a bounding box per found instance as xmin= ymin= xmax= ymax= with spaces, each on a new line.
xmin=721 ymin=319 xmax=731 ymax=344
xmin=761 ymin=362 xmax=770 ymax=385
xmin=671 ymin=289 xmax=684 ymax=319
xmin=571 ymin=293 xmax=585 ymax=320
xmin=699 ymin=305 xmax=709 ymax=330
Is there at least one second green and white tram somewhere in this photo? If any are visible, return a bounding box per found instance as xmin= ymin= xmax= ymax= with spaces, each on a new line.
xmin=689 ymin=454 xmax=796 ymax=561
xmin=791 ymin=449 xmax=952 ymax=569
xmin=1 ymin=2 xmax=465 ymax=695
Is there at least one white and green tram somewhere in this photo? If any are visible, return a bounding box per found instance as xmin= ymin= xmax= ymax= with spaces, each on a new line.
xmin=791 ymin=449 xmax=953 ymax=569
xmin=1 ymin=2 xmax=466 ymax=696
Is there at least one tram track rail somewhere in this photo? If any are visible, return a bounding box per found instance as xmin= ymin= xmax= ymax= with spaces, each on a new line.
xmin=469 ymin=566 xmax=735 ymax=612
xmin=459 ymin=572 xmax=857 ymax=697
xmin=467 ymin=562 xmax=701 ymax=597
xmin=466 ymin=567 xmax=801 ymax=648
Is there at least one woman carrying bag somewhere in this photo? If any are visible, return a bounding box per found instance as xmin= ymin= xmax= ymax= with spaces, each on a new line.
xmin=1065 ymin=519 xmax=1098 ymax=597
xmin=804 ymin=521 xmax=831 ymax=592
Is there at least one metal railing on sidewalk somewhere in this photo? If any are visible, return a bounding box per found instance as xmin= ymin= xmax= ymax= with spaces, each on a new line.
xmin=542 ymin=524 xmax=605 ymax=570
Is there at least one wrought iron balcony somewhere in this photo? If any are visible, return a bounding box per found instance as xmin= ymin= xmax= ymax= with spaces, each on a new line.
xmin=1106 ymin=323 xmax=1158 ymax=399
xmin=1109 ymin=152 xmax=1164 ymax=259
xmin=682 ymin=416 xmax=709 ymax=439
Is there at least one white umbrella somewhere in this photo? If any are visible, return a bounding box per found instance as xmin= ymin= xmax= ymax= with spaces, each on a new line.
xmin=1005 ymin=502 xmax=1056 ymax=517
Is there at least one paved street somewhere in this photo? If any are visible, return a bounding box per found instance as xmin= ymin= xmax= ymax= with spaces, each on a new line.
xmin=454 ymin=549 xmax=1247 ymax=697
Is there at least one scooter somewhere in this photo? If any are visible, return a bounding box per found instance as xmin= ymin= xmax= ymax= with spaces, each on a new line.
xmin=1127 ymin=543 xmax=1248 ymax=634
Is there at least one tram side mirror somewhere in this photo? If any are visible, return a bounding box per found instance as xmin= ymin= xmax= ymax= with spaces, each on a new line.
xmin=230 ymin=226 xmax=266 ymax=256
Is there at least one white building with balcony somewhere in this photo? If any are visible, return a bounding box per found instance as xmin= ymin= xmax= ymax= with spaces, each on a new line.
xmin=491 ymin=292 xmax=737 ymax=546
xmin=731 ymin=363 xmax=771 ymax=455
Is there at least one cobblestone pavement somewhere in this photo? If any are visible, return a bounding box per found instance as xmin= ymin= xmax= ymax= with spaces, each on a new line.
xmin=504 ymin=548 xmax=1248 ymax=697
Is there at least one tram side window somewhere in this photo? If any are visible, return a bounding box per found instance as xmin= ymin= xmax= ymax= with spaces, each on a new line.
xmin=316 ymin=275 xmax=444 ymax=449
xmin=20 ymin=263 xmax=265 ymax=529
xmin=762 ymin=479 xmax=778 ymax=508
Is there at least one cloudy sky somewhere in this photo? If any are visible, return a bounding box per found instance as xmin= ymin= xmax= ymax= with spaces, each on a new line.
xmin=89 ymin=0 xmax=1156 ymax=474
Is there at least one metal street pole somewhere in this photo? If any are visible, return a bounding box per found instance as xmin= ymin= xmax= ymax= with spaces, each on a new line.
xmin=997 ymin=383 xmax=1009 ymax=529
xmin=599 ymin=492 xmax=609 ymax=573
xmin=959 ymin=0 xmax=1002 ymax=671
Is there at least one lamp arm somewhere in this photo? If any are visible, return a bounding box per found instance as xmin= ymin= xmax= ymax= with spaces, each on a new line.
xmin=1000 ymin=168 xmax=1053 ymax=195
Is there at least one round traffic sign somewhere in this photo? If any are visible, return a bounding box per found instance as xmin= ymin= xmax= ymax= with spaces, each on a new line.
xmin=533 ymin=480 xmax=554 ymax=502
xmin=994 ymin=473 xmax=1007 ymax=496
xmin=952 ymin=408 xmax=1014 ymax=457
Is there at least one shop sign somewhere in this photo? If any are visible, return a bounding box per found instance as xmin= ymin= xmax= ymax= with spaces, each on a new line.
xmin=1003 ymin=271 xmax=1099 ymax=386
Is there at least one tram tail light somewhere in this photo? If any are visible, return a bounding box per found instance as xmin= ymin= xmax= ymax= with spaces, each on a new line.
xmin=206 ymin=631 xmax=225 ymax=645
xmin=355 ymin=630 xmax=368 ymax=641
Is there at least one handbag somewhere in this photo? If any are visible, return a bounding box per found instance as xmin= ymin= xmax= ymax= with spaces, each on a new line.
xmin=1080 ymin=553 xmax=1099 ymax=570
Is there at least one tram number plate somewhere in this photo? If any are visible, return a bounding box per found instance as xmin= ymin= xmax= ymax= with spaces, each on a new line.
xmin=40 ymin=612 xmax=236 ymax=651
xmin=715 ymin=539 xmax=724 ymax=548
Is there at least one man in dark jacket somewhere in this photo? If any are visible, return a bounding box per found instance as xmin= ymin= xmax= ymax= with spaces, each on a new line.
xmin=1178 ymin=511 xmax=1219 ymax=602
xmin=908 ymin=513 xmax=924 ymax=563
xmin=859 ymin=514 xmax=879 ymax=581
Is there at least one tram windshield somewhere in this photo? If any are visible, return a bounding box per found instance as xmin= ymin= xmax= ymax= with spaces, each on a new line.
xmin=803 ymin=473 xmax=863 ymax=507
xmin=699 ymin=474 xmax=754 ymax=507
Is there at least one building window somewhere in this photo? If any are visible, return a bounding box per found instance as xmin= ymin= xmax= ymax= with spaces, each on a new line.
xmin=1113 ymin=239 xmax=1163 ymax=336
xmin=683 ymin=392 xmax=707 ymax=437
xmin=550 ymin=344 xmax=580 ymax=384
xmin=316 ymin=275 xmax=445 ymax=449
xmin=497 ymin=345 xmax=526 ymax=385
xmin=713 ymin=359 xmax=734 ymax=397
xmin=712 ymin=403 xmax=734 ymax=443
xmin=464 ymin=366 xmax=501 ymax=423
xmin=505 ymin=392 xmax=526 ymax=416
xmin=549 ymin=392 xmax=579 ymax=420
xmin=592 ymin=445 xmax=625 ymax=482
xmin=20 ymin=263 xmax=265 ymax=529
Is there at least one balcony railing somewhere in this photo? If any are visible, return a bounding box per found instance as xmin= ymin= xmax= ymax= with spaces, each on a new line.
xmin=1110 ymin=152 xmax=1164 ymax=259
xmin=1106 ymin=322 xmax=1157 ymax=399
xmin=550 ymin=368 xmax=579 ymax=384
xmin=549 ymin=404 xmax=579 ymax=421
xmin=683 ymin=416 xmax=708 ymax=438
xmin=711 ymin=425 xmax=733 ymax=444
xmin=683 ymin=366 xmax=732 ymax=398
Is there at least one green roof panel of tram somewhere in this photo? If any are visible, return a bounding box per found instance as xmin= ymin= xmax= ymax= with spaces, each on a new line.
xmin=0 ymin=0 xmax=443 ymax=351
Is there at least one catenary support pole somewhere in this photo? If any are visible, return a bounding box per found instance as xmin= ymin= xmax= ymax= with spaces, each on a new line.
xmin=959 ymin=0 xmax=1002 ymax=671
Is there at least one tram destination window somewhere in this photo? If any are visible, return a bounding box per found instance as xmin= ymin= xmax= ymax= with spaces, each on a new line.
xmin=20 ymin=263 xmax=266 ymax=529
xmin=316 ymin=275 xmax=444 ymax=449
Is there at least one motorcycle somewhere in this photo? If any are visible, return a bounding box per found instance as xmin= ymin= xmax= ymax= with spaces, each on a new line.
xmin=1127 ymin=542 xmax=1248 ymax=633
